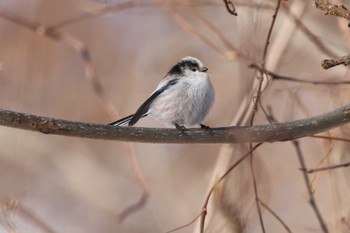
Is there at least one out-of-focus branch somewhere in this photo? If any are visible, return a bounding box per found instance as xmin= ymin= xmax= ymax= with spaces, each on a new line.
xmin=0 ymin=8 xmax=151 ymax=221
xmin=0 ymin=198 xmax=58 ymax=233
xmin=158 ymin=0 xmax=243 ymax=60
xmin=1 ymin=104 xmax=350 ymax=143
xmin=282 ymin=3 xmax=338 ymax=59
xmin=321 ymin=54 xmax=350 ymax=69
xmin=0 ymin=10 xmax=118 ymax=117
xmin=249 ymin=63 xmax=350 ymax=84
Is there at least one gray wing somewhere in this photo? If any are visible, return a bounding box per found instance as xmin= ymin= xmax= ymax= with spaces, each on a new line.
xmin=129 ymin=78 xmax=178 ymax=126
xmin=109 ymin=78 xmax=178 ymax=126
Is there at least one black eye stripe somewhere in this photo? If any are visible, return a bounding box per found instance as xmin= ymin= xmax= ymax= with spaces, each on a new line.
xmin=167 ymin=59 xmax=203 ymax=75
xmin=181 ymin=60 xmax=200 ymax=70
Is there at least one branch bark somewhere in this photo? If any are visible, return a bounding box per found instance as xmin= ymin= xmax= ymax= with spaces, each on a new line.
xmin=0 ymin=106 xmax=350 ymax=144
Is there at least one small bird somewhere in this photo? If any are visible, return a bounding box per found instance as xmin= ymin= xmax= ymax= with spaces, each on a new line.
xmin=109 ymin=56 xmax=215 ymax=130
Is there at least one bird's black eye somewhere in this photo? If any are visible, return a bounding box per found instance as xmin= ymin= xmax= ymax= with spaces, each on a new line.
xmin=191 ymin=68 xmax=197 ymax=72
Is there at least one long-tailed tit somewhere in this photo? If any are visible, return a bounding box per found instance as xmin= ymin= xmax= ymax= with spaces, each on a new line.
xmin=109 ymin=56 xmax=215 ymax=130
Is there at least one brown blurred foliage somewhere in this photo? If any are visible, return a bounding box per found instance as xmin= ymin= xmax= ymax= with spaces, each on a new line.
xmin=1 ymin=0 xmax=350 ymax=233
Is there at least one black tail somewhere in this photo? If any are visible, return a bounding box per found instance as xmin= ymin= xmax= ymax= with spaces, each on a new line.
xmin=108 ymin=113 xmax=148 ymax=126
xmin=108 ymin=114 xmax=135 ymax=126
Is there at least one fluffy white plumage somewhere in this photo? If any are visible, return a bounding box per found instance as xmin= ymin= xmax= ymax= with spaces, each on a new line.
xmin=109 ymin=56 xmax=215 ymax=129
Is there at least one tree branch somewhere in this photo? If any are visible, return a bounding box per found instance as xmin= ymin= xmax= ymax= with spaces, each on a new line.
xmin=1 ymin=106 xmax=350 ymax=143
xmin=321 ymin=54 xmax=350 ymax=69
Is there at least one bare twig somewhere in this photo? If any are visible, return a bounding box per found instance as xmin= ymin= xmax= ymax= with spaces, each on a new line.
xmin=249 ymin=151 xmax=266 ymax=232
xmin=250 ymin=0 xmax=283 ymax=125
xmin=249 ymin=1 xmax=283 ymax=232
xmin=117 ymin=192 xmax=148 ymax=222
xmin=259 ymin=199 xmax=293 ymax=233
xmin=199 ymin=143 xmax=264 ymax=233
xmin=311 ymin=135 xmax=350 ymax=143
xmin=322 ymin=54 xmax=350 ymax=69
xmin=300 ymin=161 xmax=350 ymax=173
xmin=261 ymin=0 xmax=282 ymax=66
xmin=223 ymin=0 xmax=238 ymax=16
xmin=166 ymin=212 xmax=202 ymax=233
xmin=249 ymin=63 xmax=350 ymax=85
xmin=292 ymin=141 xmax=329 ymax=233
xmin=314 ymin=0 xmax=350 ymax=22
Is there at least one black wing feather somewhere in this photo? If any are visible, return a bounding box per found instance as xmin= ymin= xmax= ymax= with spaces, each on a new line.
xmin=109 ymin=78 xmax=178 ymax=126
xmin=108 ymin=114 xmax=135 ymax=126
xmin=129 ymin=78 xmax=178 ymax=126
xmin=128 ymin=89 xmax=163 ymax=125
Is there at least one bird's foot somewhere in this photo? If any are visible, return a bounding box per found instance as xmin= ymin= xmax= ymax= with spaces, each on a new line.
xmin=200 ymin=124 xmax=213 ymax=135
xmin=175 ymin=123 xmax=188 ymax=133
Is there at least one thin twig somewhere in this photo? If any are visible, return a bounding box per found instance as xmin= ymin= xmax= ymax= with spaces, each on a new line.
xmin=292 ymin=141 xmax=329 ymax=233
xmin=261 ymin=0 xmax=283 ymax=65
xmin=249 ymin=1 xmax=283 ymax=232
xmin=250 ymin=0 xmax=283 ymax=125
xmin=249 ymin=148 xmax=265 ymax=233
xmin=223 ymin=0 xmax=238 ymax=16
xmin=166 ymin=212 xmax=202 ymax=233
xmin=117 ymin=192 xmax=149 ymax=222
xmin=199 ymin=143 xmax=264 ymax=233
xmin=311 ymin=135 xmax=350 ymax=143
xmin=249 ymin=63 xmax=350 ymax=85
xmin=259 ymin=199 xmax=293 ymax=233
xmin=259 ymin=102 xmax=273 ymax=124
xmin=300 ymin=161 xmax=350 ymax=173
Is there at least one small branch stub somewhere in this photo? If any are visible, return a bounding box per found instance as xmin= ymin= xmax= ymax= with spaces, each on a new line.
xmin=321 ymin=54 xmax=350 ymax=69
xmin=223 ymin=0 xmax=238 ymax=16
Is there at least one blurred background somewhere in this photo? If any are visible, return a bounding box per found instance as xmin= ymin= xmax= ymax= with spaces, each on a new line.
xmin=0 ymin=0 xmax=350 ymax=232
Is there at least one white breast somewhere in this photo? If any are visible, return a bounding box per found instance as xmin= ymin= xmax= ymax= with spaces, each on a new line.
xmin=149 ymin=73 xmax=215 ymax=127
